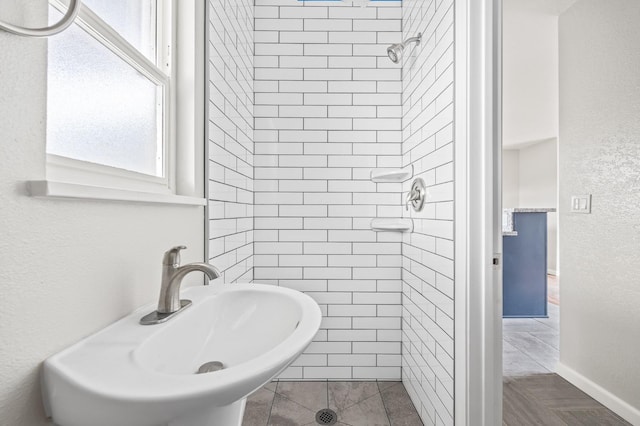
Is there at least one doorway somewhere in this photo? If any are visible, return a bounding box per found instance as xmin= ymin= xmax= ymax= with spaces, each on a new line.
xmin=455 ymin=0 xmax=639 ymax=423
xmin=498 ymin=1 xmax=640 ymax=425
xmin=501 ymin=0 xmax=560 ymax=378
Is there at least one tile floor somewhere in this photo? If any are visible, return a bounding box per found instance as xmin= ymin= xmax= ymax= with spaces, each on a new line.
xmin=503 ymin=301 xmax=559 ymax=376
xmin=242 ymin=381 xmax=423 ymax=426
xmin=503 ymin=275 xmax=560 ymax=377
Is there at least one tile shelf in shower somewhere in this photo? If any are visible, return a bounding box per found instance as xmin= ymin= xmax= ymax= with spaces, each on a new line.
xmin=370 ymin=218 xmax=414 ymax=233
xmin=370 ymin=165 xmax=413 ymax=182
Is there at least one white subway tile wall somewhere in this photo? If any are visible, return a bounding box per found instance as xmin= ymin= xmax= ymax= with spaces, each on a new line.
xmin=207 ymin=0 xmax=255 ymax=283
xmin=207 ymin=1 xmax=458 ymax=420
xmin=401 ymin=0 xmax=455 ymax=424
xmin=253 ymin=0 xmax=403 ymax=380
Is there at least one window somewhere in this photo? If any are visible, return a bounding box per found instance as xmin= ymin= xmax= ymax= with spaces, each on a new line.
xmin=46 ymin=0 xmax=175 ymax=194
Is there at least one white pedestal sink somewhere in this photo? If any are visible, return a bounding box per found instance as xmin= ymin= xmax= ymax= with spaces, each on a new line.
xmin=42 ymin=283 xmax=322 ymax=426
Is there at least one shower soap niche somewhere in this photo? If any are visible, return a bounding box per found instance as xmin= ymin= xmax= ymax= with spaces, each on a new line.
xmin=370 ymin=165 xmax=413 ymax=183
xmin=370 ymin=218 xmax=414 ymax=233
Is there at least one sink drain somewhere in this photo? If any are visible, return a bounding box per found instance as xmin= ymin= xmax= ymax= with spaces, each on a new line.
xmin=315 ymin=408 xmax=337 ymax=425
xmin=196 ymin=361 xmax=224 ymax=374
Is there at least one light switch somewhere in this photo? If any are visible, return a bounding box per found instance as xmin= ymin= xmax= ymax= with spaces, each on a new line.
xmin=570 ymin=194 xmax=592 ymax=214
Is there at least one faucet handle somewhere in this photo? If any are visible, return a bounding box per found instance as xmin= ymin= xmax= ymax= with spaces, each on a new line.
xmin=405 ymin=189 xmax=418 ymax=211
xmin=405 ymin=178 xmax=426 ymax=213
xmin=163 ymin=246 xmax=187 ymax=266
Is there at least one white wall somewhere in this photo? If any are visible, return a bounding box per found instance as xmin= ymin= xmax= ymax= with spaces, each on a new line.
xmin=518 ymin=139 xmax=558 ymax=273
xmin=0 ymin=2 xmax=205 ymax=425
xmin=503 ymin=0 xmax=560 ymax=273
xmin=207 ymin=0 xmax=254 ymax=283
xmin=558 ymin=0 xmax=640 ymax=420
xmin=502 ymin=149 xmax=520 ymax=208
xmin=503 ymin=0 xmax=558 ymax=148
xmin=253 ymin=0 xmax=403 ymax=381
xmin=402 ymin=0 xmax=455 ymax=423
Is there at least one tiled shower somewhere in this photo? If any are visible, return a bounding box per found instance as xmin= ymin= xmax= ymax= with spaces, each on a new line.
xmin=207 ymin=0 xmax=454 ymax=424
xmin=253 ymin=0 xmax=403 ymax=383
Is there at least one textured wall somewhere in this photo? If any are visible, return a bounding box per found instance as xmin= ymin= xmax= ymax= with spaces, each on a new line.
xmin=559 ymin=0 xmax=640 ymax=414
xmin=0 ymin=3 xmax=204 ymax=425
xmin=253 ymin=0 xmax=403 ymax=380
xmin=401 ymin=0 xmax=455 ymax=424
xmin=207 ymin=0 xmax=255 ymax=283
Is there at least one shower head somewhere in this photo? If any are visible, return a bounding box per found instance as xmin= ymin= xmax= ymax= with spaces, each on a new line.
xmin=387 ymin=44 xmax=403 ymax=64
xmin=387 ymin=33 xmax=422 ymax=64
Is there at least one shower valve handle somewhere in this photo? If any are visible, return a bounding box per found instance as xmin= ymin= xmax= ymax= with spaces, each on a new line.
xmin=405 ymin=190 xmax=420 ymax=211
xmin=405 ymin=178 xmax=426 ymax=213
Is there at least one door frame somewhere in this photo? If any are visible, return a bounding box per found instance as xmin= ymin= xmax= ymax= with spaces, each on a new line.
xmin=454 ymin=0 xmax=502 ymax=424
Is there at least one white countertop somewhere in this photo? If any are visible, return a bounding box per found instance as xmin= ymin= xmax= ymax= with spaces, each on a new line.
xmin=502 ymin=208 xmax=557 ymax=236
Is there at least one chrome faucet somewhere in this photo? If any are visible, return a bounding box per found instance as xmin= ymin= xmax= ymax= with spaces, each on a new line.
xmin=140 ymin=246 xmax=220 ymax=325
xmin=405 ymin=178 xmax=426 ymax=212
xmin=405 ymin=188 xmax=421 ymax=211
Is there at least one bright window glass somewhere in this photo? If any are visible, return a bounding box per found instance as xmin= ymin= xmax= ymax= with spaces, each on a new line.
xmin=81 ymin=0 xmax=157 ymax=62
xmin=46 ymin=5 xmax=164 ymax=177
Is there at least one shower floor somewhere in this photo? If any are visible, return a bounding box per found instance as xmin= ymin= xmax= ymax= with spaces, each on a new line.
xmin=242 ymin=381 xmax=423 ymax=426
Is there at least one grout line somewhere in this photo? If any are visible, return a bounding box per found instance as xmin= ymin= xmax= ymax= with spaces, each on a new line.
xmin=377 ymin=381 xmax=394 ymax=425
xmin=326 ymin=378 xmax=330 ymax=412
xmin=265 ymin=381 xmax=279 ymax=425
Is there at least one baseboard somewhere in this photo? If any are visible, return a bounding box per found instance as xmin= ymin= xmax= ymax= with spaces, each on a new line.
xmin=556 ymin=363 xmax=640 ymax=425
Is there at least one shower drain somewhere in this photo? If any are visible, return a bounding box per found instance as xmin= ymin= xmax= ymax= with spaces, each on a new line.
xmin=196 ymin=361 xmax=224 ymax=374
xmin=315 ymin=408 xmax=337 ymax=425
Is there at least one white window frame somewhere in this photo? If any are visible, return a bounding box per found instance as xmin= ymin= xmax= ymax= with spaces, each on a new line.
xmin=32 ymin=0 xmax=206 ymax=205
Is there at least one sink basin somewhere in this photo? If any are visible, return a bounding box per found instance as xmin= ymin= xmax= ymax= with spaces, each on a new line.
xmin=42 ymin=283 xmax=322 ymax=426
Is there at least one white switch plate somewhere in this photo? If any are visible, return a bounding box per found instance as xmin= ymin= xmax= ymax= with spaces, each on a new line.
xmin=571 ymin=194 xmax=592 ymax=213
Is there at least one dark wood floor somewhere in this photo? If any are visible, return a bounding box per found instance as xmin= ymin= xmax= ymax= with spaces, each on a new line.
xmin=503 ymin=374 xmax=631 ymax=426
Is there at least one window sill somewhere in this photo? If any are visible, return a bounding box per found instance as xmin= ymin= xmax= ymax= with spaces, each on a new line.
xmin=27 ymin=180 xmax=206 ymax=206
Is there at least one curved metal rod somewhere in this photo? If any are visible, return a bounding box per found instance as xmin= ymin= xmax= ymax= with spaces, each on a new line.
xmin=0 ymin=0 xmax=81 ymax=38
xmin=403 ymin=33 xmax=422 ymax=47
